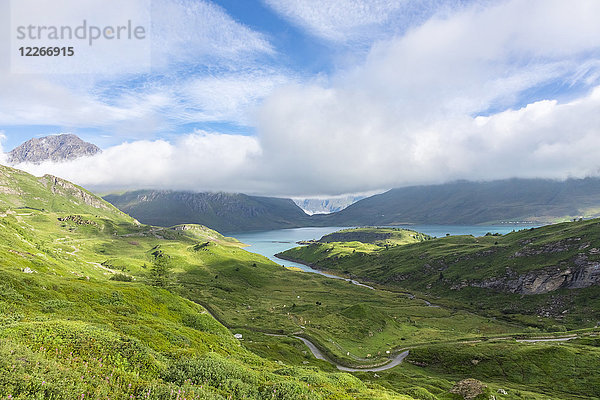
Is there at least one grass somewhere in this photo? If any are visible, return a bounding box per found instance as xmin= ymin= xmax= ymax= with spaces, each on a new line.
xmin=280 ymin=222 xmax=600 ymax=330
xmin=2 ymin=209 xmax=516 ymax=365
xmin=3 ymin=165 xmax=600 ymax=399
xmin=0 ymin=219 xmax=411 ymax=399
xmin=0 ymin=165 xmax=415 ymax=399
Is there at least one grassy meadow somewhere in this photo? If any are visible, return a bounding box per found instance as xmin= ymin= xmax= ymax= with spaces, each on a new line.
xmin=2 ymin=165 xmax=600 ymax=399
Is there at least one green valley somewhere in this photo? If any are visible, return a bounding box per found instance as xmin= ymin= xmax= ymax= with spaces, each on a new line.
xmin=279 ymin=224 xmax=600 ymax=329
xmin=0 ymin=165 xmax=410 ymax=399
xmin=6 ymin=1 xmax=600 ymax=399
xmin=2 ymin=165 xmax=600 ymax=399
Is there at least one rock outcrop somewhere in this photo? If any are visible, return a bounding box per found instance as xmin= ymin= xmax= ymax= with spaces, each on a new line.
xmin=471 ymin=260 xmax=600 ymax=294
xmin=40 ymin=174 xmax=110 ymax=210
xmin=466 ymin=239 xmax=600 ymax=294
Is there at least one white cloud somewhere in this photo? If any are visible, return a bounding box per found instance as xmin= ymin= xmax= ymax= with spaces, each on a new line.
xmin=0 ymin=0 xmax=281 ymax=134
xmin=0 ymin=131 xmax=7 ymax=165
xmin=4 ymin=0 xmax=600 ymax=198
xmin=0 ymin=75 xmax=137 ymax=127
xmin=14 ymin=131 xmax=262 ymax=192
xmin=251 ymin=85 xmax=600 ymax=196
xmin=250 ymin=0 xmax=600 ymax=195
xmin=174 ymin=70 xmax=295 ymax=125
xmin=12 ymin=87 xmax=600 ymax=197
xmin=262 ymin=0 xmax=468 ymax=44
xmin=0 ymin=68 xmax=292 ymax=134
xmin=151 ymin=0 xmax=274 ymax=69
xmin=263 ymin=0 xmax=405 ymax=42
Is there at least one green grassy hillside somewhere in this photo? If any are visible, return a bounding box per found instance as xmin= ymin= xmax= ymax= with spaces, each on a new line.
xmin=0 ymin=166 xmax=412 ymax=400
xmin=318 ymin=227 xmax=431 ymax=245
xmin=0 ymin=165 xmax=134 ymax=223
xmin=282 ymin=227 xmax=431 ymax=260
xmin=278 ymin=226 xmax=600 ymax=399
xmin=4 ymin=165 xmax=600 ymax=399
xmin=280 ymin=222 xmax=600 ymax=329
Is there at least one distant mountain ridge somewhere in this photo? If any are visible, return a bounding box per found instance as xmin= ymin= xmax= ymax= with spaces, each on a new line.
xmin=103 ymin=190 xmax=311 ymax=233
xmin=316 ymin=178 xmax=600 ymax=226
xmin=6 ymin=134 xmax=101 ymax=164
xmin=7 ymin=134 xmax=600 ymax=232
xmin=104 ymin=178 xmax=600 ymax=233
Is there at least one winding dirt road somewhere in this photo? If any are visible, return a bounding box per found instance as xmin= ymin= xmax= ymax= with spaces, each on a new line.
xmin=292 ymin=335 xmax=410 ymax=372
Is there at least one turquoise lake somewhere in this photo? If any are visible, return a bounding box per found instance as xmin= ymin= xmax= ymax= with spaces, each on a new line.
xmin=232 ymin=224 xmax=536 ymax=283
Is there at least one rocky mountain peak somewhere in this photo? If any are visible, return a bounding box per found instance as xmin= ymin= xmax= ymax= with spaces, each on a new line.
xmin=6 ymin=134 xmax=101 ymax=164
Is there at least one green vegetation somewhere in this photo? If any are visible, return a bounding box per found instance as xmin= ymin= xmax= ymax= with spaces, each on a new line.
xmin=318 ymin=227 xmax=431 ymax=244
xmin=0 ymin=165 xmax=411 ymax=399
xmin=279 ymin=227 xmax=430 ymax=263
xmin=280 ymin=226 xmax=600 ymax=399
xmin=0 ymin=164 xmax=134 ymax=223
xmin=149 ymin=252 xmax=172 ymax=288
xmin=3 ymin=165 xmax=600 ymax=399
xmin=280 ymin=222 xmax=600 ymax=329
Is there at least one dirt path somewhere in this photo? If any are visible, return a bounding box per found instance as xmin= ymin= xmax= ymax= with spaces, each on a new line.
xmin=86 ymin=261 xmax=118 ymax=274
xmin=517 ymin=336 xmax=577 ymax=343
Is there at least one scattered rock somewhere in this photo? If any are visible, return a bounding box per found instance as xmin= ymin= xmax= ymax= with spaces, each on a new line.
xmin=449 ymin=378 xmax=487 ymax=400
xmin=21 ymin=267 xmax=36 ymax=274
xmin=497 ymin=388 xmax=508 ymax=395
xmin=58 ymin=215 xmax=97 ymax=226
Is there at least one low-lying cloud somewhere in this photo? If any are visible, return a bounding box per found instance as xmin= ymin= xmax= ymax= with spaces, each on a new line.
xmin=10 ymin=132 xmax=262 ymax=193
xmin=9 ymin=86 xmax=600 ymax=197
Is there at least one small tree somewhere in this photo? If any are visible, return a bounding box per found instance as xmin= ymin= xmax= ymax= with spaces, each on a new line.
xmin=150 ymin=254 xmax=171 ymax=288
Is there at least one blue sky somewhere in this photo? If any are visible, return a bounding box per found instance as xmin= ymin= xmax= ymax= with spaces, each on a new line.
xmin=1 ymin=0 xmax=600 ymax=197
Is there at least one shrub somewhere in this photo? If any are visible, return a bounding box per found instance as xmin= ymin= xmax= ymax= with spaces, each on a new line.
xmin=182 ymin=313 xmax=227 ymax=335
xmin=260 ymin=381 xmax=318 ymax=400
xmin=162 ymin=353 xmax=260 ymax=387
xmin=150 ymin=255 xmax=172 ymax=288
xmin=110 ymin=273 xmax=133 ymax=282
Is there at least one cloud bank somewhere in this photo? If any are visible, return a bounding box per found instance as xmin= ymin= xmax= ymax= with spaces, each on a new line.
xmin=5 ymin=0 xmax=600 ymax=197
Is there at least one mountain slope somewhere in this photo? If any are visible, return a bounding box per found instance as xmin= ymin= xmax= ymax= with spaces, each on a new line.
xmin=105 ymin=178 xmax=600 ymax=234
xmin=3 ymin=165 xmax=600 ymax=399
xmin=0 ymin=165 xmax=411 ymax=400
xmin=104 ymin=190 xmax=311 ymax=232
xmin=6 ymin=133 xmax=101 ymax=164
xmin=0 ymin=164 xmax=134 ymax=223
xmin=280 ymin=221 xmax=600 ymax=327
xmin=315 ymin=178 xmax=600 ymax=226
